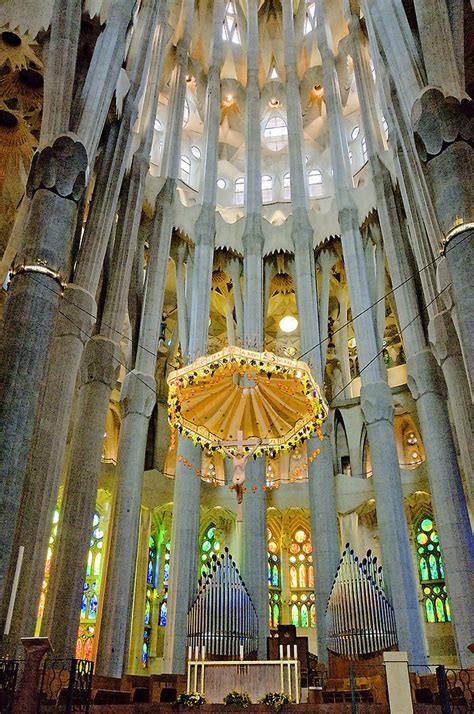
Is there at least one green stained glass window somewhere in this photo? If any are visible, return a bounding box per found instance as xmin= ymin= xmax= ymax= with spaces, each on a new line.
xmin=267 ymin=527 xmax=281 ymax=628
xmin=415 ymin=517 xmax=450 ymax=624
xmin=426 ymin=598 xmax=435 ymax=623
xmin=287 ymin=526 xmax=315 ymax=628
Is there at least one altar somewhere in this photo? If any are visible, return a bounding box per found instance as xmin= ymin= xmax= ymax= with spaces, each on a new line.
xmin=187 ymin=658 xmax=301 ymax=704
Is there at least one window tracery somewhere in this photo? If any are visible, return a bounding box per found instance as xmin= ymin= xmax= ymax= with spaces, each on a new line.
xmin=288 ymin=527 xmax=315 ymax=628
xmin=200 ymin=524 xmax=221 ymax=576
xmin=235 ymin=177 xmax=244 ymax=205
xmin=267 ymin=527 xmax=281 ymax=628
xmin=263 ymin=116 xmax=288 ymax=152
xmin=304 ymin=2 xmax=317 ymax=35
xmin=180 ymin=155 xmax=191 ymax=184
xmin=142 ymin=534 xmax=158 ymax=668
xmin=222 ymin=1 xmax=241 ymax=45
xmin=416 ymin=517 xmax=451 ymax=624
xmin=261 ymin=174 xmax=273 ymax=203
xmin=308 ymin=169 xmax=323 ymax=198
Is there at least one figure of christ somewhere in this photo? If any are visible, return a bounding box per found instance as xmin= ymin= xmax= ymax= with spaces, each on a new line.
xmin=219 ymin=431 xmax=263 ymax=505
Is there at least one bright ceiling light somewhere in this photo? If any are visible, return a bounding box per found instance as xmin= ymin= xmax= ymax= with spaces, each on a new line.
xmin=279 ymin=315 xmax=298 ymax=333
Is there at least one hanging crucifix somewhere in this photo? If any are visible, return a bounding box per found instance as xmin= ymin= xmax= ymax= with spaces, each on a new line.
xmin=219 ymin=430 xmax=268 ymax=506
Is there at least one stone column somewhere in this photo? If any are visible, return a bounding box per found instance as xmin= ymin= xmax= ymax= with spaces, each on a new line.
xmin=96 ymin=2 xmax=191 ymax=679
xmin=40 ymin=335 xmax=120 ymax=657
xmin=281 ymin=0 xmax=340 ymax=665
xmin=411 ymin=90 xmax=474 ymax=393
xmin=0 ymin=1 xmax=165 ymax=652
xmin=0 ymin=135 xmax=87 ymax=612
xmin=412 ymin=0 xmax=464 ymax=98
xmin=96 ymin=374 xmax=156 ymax=676
xmin=128 ymin=508 xmax=152 ymax=673
xmin=164 ymin=0 xmax=226 ymax=674
xmin=239 ymin=0 xmax=268 ymax=659
xmin=39 ymin=0 xmax=82 ymax=147
xmin=316 ymin=0 xmax=427 ymax=663
xmin=42 ymin=10 xmax=167 ymax=647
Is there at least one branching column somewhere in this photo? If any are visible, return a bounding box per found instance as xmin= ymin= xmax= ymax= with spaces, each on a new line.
xmin=239 ymin=0 xmax=268 ymax=659
xmin=281 ymin=0 xmax=340 ymax=664
xmin=316 ymin=0 xmax=427 ymax=663
xmin=1 ymin=2 xmax=165 ymax=652
xmin=41 ymin=2 xmax=166 ymax=658
xmin=0 ymin=0 xmax=90 ymax=608
xmin=97 ymin=0 xmax=193 ymax=678
xmin=163 ymin=0 xmax=226 ymax=674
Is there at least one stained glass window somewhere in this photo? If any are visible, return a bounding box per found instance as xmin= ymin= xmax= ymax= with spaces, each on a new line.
xmin=159 ymin=541 xmax=171 ymax=628
xmin=200 ymin=525 xmax=221 ymax=577
xmin=288 ymin=526 xmax=315 ymax=628
xmin=415 ymin=517 xmax=451 ymax=624
xmin=76 ymin=512 xmax=106 ymax=660
xmin=142 ymin=535 xmax=158 ymax=668
xmin=267 ymin=528 xmax=282 ymax=628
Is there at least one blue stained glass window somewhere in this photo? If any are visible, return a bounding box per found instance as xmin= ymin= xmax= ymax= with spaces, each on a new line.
xmin=159 ymin=601 xmax=167 ymax=626
xmin=163 ymin=563 xmax=170 ymax=586
xmin=272 ymin=565 xmax=279 ymax=587
xmin=88 ymin=593 xmax=98 ymax=620
xmin=81 ymin=594 xmax=87 ymax=619
xmin=144 ymin=599 xmax=151 ymax=625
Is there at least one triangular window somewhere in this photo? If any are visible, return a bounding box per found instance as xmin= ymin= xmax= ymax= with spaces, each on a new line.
xmin=304 ymin=2 xmax=317 ymax=35
xmin=222 ymin=1 xmax=241 ymax=45
xmin=270 ymin=66 xmax=279 ymax=80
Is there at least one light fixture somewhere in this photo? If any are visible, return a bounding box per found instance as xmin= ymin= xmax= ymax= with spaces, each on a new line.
xmin=279 ymin=315 xmax=298 ymax=333
xmin=226 ymin=94 xmax=233 ymax=102
xmin=269 ymin=98 xmax=279 ymax=107
xmin=348 ymin=337 xmax=357 ymax=349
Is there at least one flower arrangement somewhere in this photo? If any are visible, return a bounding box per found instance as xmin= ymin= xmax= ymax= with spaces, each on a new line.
xmin=258 ymin=692 xmax=290 ymax=711
xmin=174 ymin=692 xmax=206 ymax=708
xmin=223 ymin=690 xmax=252 ymax=708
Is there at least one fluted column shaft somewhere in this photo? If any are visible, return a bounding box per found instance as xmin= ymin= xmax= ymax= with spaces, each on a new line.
xmin=39 ymin=0 xmax=82 ymax=147
xmin=0 ymin=3 xmax=165 ymax=652
xmin=42 ymin=3 xmax=167 ymax=648
xmin=281 ymin=0 xmax=340 ymax=664
xmin=316 ymin=0 xmax=427 ymax=663
xmin=163 ymin=0 xmax=226 ymax=674
xmin=239 ymin=0 xmax=267 ymax=659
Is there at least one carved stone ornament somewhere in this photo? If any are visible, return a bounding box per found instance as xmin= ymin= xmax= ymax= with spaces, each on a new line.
xmin=412 ymin=88 xmax=474 ymax=161
xmin=406 ymin=348 xmax=446 ymax=401
xmin=120 ymin=369 xmax=157 ymax=419
xmin=27 ymin=133 xmax=88 ymax=201
xmin=79 ymin=335 xmax=121 ymax=389
xmin=360 ymin=381 xmax=394 ymax=426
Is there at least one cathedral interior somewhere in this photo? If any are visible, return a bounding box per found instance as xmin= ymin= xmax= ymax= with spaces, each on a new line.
xmin=0 ymin=0 xmax=473 ymax=707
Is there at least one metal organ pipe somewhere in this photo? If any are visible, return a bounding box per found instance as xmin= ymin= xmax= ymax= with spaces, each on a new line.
xmin=325 ymin=545 xmax=398 ymax=659
xmin=186 ymin=549 xmax=258 ymax=658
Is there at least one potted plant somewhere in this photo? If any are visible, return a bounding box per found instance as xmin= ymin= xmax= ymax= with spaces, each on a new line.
xmin=258 ymin=692 xmax=290 ymax=711
xmin=173 ymin=692 xmax=206 ymax=709
xmin=223 ymin=690 xmax=252 ymax=708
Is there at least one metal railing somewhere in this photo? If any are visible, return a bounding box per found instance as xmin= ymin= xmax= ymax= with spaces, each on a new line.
xmin=39 ymin=658 xmax=93 ymax=713
xmin=0 ymin=659 xmax=21 ymax=714
xmin=409 ymin=663 xmax=474 ymax=712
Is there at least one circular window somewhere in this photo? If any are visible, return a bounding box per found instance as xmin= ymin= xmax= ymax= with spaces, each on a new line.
xmin=216 ymin=178 xmax=226 ymax=189
xmin=350 ymin=125 xmax=360 ymax=141
xmin=191 ymin=145 xmax=201 ymax=159
xmin=294 ymin=530 xmax=307 ymax=544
